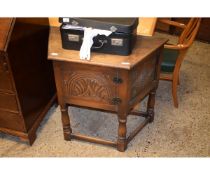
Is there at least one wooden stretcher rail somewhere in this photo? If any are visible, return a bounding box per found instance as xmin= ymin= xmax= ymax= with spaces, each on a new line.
xmin=127 ymin=117 xmax=150 ymax=144
xmin=71 ymin=133 xmax=117 ymax=147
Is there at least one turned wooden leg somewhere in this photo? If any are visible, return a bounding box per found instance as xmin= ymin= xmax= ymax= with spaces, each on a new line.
xmin=61 ymin=105 xmax=72 ymax=140
xmin=147 ymin=90 xmax=156 ymax=123
xmin=172 ymin=77 xmax=179 ymax=108
xmin=117 ymin=114 xmax=127 ymax=152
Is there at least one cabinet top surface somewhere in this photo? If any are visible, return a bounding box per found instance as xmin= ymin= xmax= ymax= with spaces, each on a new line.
xmin=48 ymin=27 xmax=167 ymax=70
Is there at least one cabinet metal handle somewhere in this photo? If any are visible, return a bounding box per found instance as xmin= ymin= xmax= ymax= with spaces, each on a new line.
xmin=113 ymin=77 xmax=123 ymax=84
xmin=111 ymin=97 xmax=122 ymax=105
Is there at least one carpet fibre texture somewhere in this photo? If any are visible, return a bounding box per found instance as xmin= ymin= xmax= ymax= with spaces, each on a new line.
xmin=0 ymin=32 xmax=209 ymax=157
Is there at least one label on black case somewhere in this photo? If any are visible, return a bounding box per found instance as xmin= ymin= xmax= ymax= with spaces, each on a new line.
xmin=68 ymin=34 xmax=80 ymax=42
xmin=111 ymin=38 xmax=123 ymax=46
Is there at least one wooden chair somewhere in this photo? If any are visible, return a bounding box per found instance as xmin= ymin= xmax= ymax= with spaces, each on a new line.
xmin=158 ymin=18 xmax=201 ymax=108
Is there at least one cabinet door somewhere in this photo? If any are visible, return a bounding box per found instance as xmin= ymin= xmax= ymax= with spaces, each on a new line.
xmin=56 ymin=62 xmax=119 ymax=111
xmin=0 ymin=53 xmax=14 ymax=93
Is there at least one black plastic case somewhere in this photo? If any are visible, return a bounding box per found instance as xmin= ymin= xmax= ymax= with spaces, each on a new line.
xmin=59 ymin=18 xmax=139 ymax=56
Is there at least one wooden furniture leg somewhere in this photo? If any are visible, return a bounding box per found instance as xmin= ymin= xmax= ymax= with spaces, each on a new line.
xmin=117 ymin=113 xmax=127 ymax=152
xmin=178 ymin=74 xmax=180 ymax=85
xmin=27 ymin=133 xmax=37 ymax=146
xmin=19 ymin=133 xmax=36 ymax=145
xmin=60 ymin=104 xmax=72 ymax=140
xmin=172 ymin=74 xmax=179 ymax=108
xmin=147 ymin=90 xmax=156 ymax=123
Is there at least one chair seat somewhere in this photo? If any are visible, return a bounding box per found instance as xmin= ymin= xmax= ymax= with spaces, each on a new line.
xmin=161 ymin=48 xmax=179 ymax=73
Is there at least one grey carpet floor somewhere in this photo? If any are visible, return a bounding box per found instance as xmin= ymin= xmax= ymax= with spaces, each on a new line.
xmin=0 ymin=32 xmax=209 ymax=157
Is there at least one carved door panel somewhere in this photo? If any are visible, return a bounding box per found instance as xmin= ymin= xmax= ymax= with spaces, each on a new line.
xmin=61 ymin=62 xmax=119 ymax=111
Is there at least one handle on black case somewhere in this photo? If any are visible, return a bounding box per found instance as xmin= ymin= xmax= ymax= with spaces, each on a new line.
xmin=92 ymin=39 xmax=107 ymax=49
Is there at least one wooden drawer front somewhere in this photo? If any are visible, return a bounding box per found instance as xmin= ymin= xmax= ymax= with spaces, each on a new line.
xmin=0 ymin=93 xmax=19 ymax=112
xmin=0 ymin=18 xmax=14 ymax=51
xmin=0 ymin=54 xmax=14 ymax=92
xmin=0 ymin=110 xmax=25 ymax=131
xmin=60 ymin=63 xmax=118 ymax=109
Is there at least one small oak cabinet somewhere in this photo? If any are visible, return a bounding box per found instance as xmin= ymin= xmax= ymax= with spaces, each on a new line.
xmin=48 ymin=27 xmax=167 ymax=151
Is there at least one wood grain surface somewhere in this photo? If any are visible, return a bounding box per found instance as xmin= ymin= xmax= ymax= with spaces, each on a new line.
xmin=0 ymin=18 xmax=15 ymax=51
